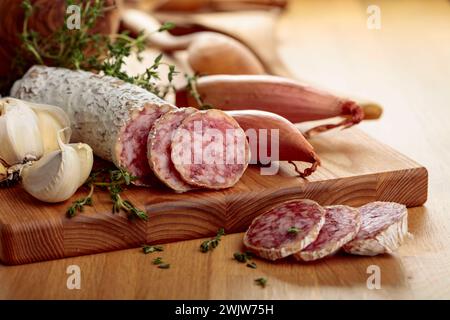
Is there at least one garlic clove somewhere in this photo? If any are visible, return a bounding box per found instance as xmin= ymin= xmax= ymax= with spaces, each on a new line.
xmin=0 ymin=97 xmax=44 ymax=165
xmin=67 ymin=142 xmax=94 ymax=188
xmin=21 ymin=128 xmax=93 ymax=203
xmin=0 ymin=161 xmax=6 ymax=180
xmin=21 ymin=148 xmax=81 ymax=203
xmin=4 ymin=98 xmax=71 ymax=154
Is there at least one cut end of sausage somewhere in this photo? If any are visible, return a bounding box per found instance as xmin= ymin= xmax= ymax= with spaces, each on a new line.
xmin=118 ymin=103 xmax=176 ymax=186
xmin=170 ymin=109 xmax=250 ymax=189
xmin=243 ymin=199 xmax=326 ymax=261
xmin=147 ymin=107 xmax=198 ymax=192
xmin=343 ymin=201 xmax=408 ymax=256
xmin=294 ymin=205 xmax=361 ymax=262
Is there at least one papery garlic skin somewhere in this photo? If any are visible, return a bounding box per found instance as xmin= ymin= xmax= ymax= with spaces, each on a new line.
xmin=0 ymin=98 xmax=43 ymax=165
xmin=21 ymin=129 xmax=94 ymax=203
xmin=26 ymin=100 xmax=71 ymax=153
xmin=21 ymin=148 xmax=81 ymax=202
xmin=2 ymin=98 xmax=71 ymax=154
xmin=68 ymin=142 xmax=94 ymax=187
xmin=0 ymin=161 xmax=7 ymax=180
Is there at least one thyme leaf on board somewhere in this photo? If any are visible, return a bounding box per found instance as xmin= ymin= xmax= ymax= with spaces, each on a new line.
xmin=157 ymin=263 xmax=170 ymax=269
xmin=255 ymin=277 xmax=267 ymax=288
xmin=142 ymin=245 xmax=164 ymax=254
xmin=66 ymin=168 xmax=148 ymax=221
xmin=200 ymin=228 xmax=225 ymax=253
xmin=152 ymin=257 xmax=170 ymax=269
xmin=233 ymin=251 xmax=253 ymax=263
xmin=247 ymin=262 xmax=257 ymax=269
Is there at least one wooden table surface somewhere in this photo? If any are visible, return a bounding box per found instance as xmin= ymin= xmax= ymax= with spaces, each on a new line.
xmin=1 ymin=0 xmax=449 ymax=299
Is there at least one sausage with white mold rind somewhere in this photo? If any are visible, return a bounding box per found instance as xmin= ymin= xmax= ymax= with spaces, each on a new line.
xmin=11 ymin=65 xmax=176 ymax=186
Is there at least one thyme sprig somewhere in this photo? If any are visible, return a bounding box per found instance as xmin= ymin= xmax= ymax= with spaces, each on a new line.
xmin=200 ymin=228 xmax=225 ymax=252
xmin=66 ymin=184 xmax=94 ymax=218
xmin=185 ymin=74 xmax=214 ymax=110
xmin=16 ymin=0 xmax=178 ymax=98
xmin=66 ymin=168 xmax=148 ymax=221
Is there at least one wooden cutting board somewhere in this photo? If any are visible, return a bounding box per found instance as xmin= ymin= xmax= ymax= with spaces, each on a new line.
xmin=0 ymin=128 xmax=427 ymax=265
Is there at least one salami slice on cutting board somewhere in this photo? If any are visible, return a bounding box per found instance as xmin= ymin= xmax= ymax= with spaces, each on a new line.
xmin=171 ymin=109 xmax=250 ymax=189
xmin=343 ymin=201 xmax=408 ymax=256
xmin=147 ymin=107 xmax=198 ymax=192
xmin=294 ymin=205 xmax=361 ymax=261
xmin=243 ymin=199 xmax=326 ymax=261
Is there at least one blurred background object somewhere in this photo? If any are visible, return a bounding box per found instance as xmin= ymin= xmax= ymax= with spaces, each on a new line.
xmin=125 ymin=0 xmax=288 ymax=12
xmin=0 ymin=0 xmax=121 ymax=94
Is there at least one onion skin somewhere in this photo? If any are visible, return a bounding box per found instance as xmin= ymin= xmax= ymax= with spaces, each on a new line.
xmin=226 ymin=110 xmax=319 ymax=165
xmin=121 ymin=9 xmax=266 ymax=75
xmin=187 ymin=33 xmax=265 ymax=75
xmin=0 ymin=0 xmax=121 ymax=88
xmin=176 ymin=74 xmax=364 ymax=136
xmin=154 ymin=0 xmax=288 ymax=12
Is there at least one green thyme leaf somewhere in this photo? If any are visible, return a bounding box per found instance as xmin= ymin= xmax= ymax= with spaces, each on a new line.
xmin=158 ymin=22 xmax=175 ymax=32
xmin=287 ymin=226 xmax=300 ymax=235
xmin=200 ymin=228 xmax=225 ymax=253
xmin=255 ymin=277 xmax=267 ymax=288
xmin=142 ymin=245 xmax=164 ymax=254
xmin=233 ymin=251 xmax=253 ymax=263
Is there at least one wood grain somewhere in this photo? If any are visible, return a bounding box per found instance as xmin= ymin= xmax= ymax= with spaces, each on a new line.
xmin=1 ymin=0 xmax=449 ymax=299
xmin=0 ymin=128 xmax=427 ymax=265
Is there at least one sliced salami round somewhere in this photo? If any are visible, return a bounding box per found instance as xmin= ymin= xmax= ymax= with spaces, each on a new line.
xmin=294 ymin=205 xmax=361 ymax=261
xmin=343 ymin=201 xmax=408 ymax=256
xmin=243 ymin=199 xmax=325 ymax=261
xmin=147 ymin=107 xmax=197 ymax=192
xmin=170 ymin=109 xmax=250 ymax=189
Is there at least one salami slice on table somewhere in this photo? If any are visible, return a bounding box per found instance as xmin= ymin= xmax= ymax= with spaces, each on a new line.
xmin=343 ymin=202 xmax=408 ymax=256
xmin=171 ymin=109 xmax=250 ymax=189
xmin=243 ymin=199 xmax=325 ymax=261
xmin=11 ymin=66 xmax=176 ymax=185
xmin=147 ymin=107 xmax=197 ymax=192
xmin=294 ymin=205 xmax=361 ymax=261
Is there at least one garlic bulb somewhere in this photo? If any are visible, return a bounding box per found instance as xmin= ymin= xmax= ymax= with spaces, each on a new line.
xmin=0 ymin=97 xmax=43 ymax=165
xmin=21 ymin=128 xmax=93 ymax=203
xmin=1 ymin=98 xmax=71 ymax=154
